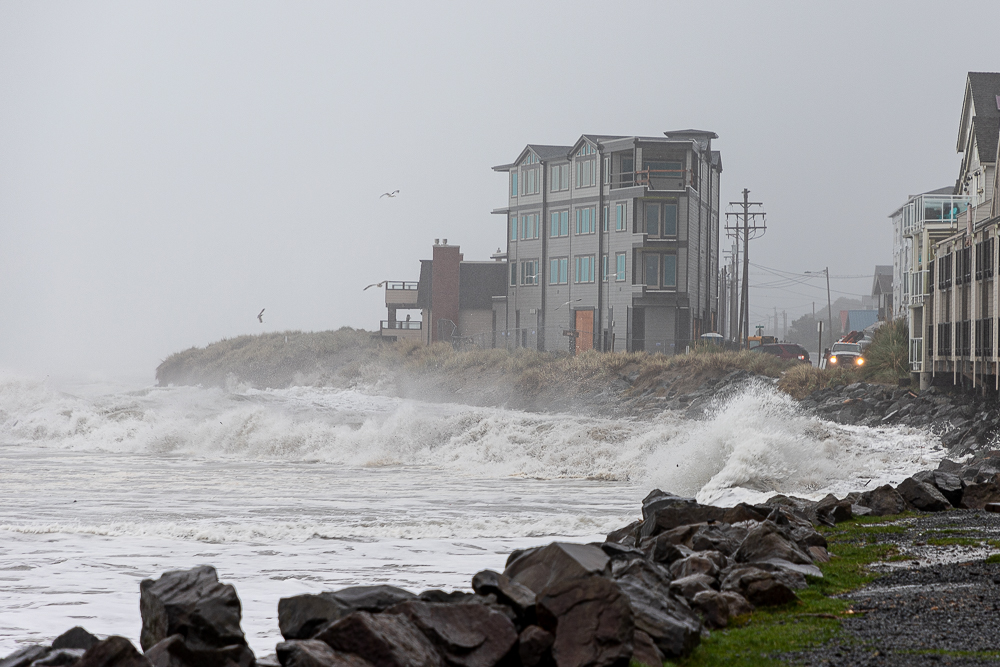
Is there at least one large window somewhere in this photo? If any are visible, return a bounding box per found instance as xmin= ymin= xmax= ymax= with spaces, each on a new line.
xmin=575 ymin=207 xmax=596 ymax=235
xmin=510 ymin=172 xmax=518 ymax=197
xmin=509 ymin=215 xmax=517 ymax=241
xmin=603 ymin=205 xmax=609 ymax=232
xmin=575 ymin=255 xmax=595 ymax=283
xmin=615 ymin=203 xmax=626 ymax=231
xmin=644 ymin=201 xmax=678 ymax=237
xmin=615 ymin=253 xmax=626 ymax=281
xmin=643 ymin=252 xmax=677 ymax=289
xmin=550 ymin=164 xmax=570 ymax=191
xmin=602 ymin=254 xmax=609 ymax=282
xmin=550 ymin=210 xmax=569 ymax=237
xmin=521 ymin=259 xmax=538 ymax=285
xmin=521 ymin=213 xmax=539 ymax=239
xmin=522 ymin=167 xmax=540 ymax=195
xmin=549 ymin=257 xmax=568 ymax=284
xmin=576 ymin=159 xmax=596 ymax=188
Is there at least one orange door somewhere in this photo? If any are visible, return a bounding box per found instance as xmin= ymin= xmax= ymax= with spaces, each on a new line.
xmin=575 ymin=310 xmax=594 ymax=354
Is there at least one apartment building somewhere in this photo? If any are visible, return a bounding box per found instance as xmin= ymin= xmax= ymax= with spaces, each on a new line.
xmin=492 ymin=131 xmax=722 ymax=354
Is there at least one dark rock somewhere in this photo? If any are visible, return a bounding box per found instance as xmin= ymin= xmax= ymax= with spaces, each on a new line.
xmin=516 ymin=626 xmax=553 ymax=667
xmin=536 ymin=574 xmax=634 ymax=667
xmin=256 ymin=654 xmax=281 ymax=667
xmin=668 ymin=574 xmax=716 ymax=601
xmin=960 ymin=481 xmax=1000 ymax=509
xmin=744 ymin=576 xmax=798 ymax=607
xmin=630 ymin=630 xmax=664 ymax=667
xmin=689 ymin=524 xmax=740 ymax=555
xmin=53 ymin=628 xmax=98 ymax=652
xmin=752 ymin=557 xmax=823 ymax=580
xmin=734 ymin=520 xmax=813 ymax=566
xmin=850 ymin=504 xmax=872 ymax=517
xmin=807 ymin=546 xmax=831 ymax=563
xmin=814 ymin=495 xmax=852 ymax=524
xmin=937 ymin=459 xmax=963 ymax=472
xmin=858 ymin=485 xmax=908 ymax=516
xmin=721 ymin=503 xmax=768 ymax=524
xmin=721 ymin=565 xmax=805 ymax=601
xmin=611 ymin=559 xmax=701 ymax=658
xmin=275 ymin=640 xmax=374 ymax=667
xmin=390 ymin=600 xmax=518 ymax=667
xmin=278 ymin=594 xmax=350 ymax=640
xmin=471 ymin=570 xmax=536 ymax=619
xmin=139 ymin=566 xmax=246 ymax=652
xmin=329 ymin=586 xmax=416 ymax=612
xmin=896 ymin=477 xmax=950 ymax=512
xmin=719 ymin=591 xmax=754 ymax=618
xmin=77 ymin=637 xmax=151 ymax=667
xmin=638 ymin=498 xmax=727 ymax=539
xmin=314 ymin=612 xmax=443 ymax=667
xmin=0 ymin=645 xmax=49 ymax=667
xmin=641 ymin=537 xmax=693 ymax=565
xmin=597 ymin=542 xmax=645 ymax=562
xmin=417 ymin=590 xmax=476 ymax=604
xmin=669 ymin=554 xmax=719 ymax=580
xmin=929 ymin=471 xmax=964 ymax=506
xmin=144 ymin=635 xmax=253 ymax=667
xmin=604 ymin=521 xmax=640 ymax=547
xmin=503 ymin=542 xmax=609 ymax=594
xmin=32 ymin=649 xmax=86 ymax=666
xmin=690 ymin=590 xmax=730 ymax=628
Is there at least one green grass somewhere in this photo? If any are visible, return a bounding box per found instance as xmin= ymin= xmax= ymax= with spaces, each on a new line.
xmin=985 ymin=554 xmax=1000 ymax=564
xmin=665 ymin=516 xmax=907 ymax=667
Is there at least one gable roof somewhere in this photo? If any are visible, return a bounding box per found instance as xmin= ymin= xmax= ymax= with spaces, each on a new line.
xmin=957 ymin=72 xmax=1000 ymax=158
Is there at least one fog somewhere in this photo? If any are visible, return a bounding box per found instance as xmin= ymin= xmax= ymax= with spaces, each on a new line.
xmin=2 ymin=1 xmax=997 ymax=378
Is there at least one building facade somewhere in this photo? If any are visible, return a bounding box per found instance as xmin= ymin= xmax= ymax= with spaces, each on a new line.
xmin=492 ymin=131 xmax=722 ymax=354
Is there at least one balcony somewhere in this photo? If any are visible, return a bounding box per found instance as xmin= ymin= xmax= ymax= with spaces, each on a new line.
xmin=380 ymin=319 xmax=423 ymax=341
xmin=613 ymin=169 xmax=688 ymax=191
xmin=909 ymin=270 xmax=929 ymax=306
xmin=385 ymin=281 xmax=419 ymax=307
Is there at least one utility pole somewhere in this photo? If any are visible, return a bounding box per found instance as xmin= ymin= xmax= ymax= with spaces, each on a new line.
xmin=725 ymin=189 xmax=767 ymax=349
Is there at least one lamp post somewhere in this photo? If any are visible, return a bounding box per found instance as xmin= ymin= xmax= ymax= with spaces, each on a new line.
xmin=806 ymin=267 xmax=833 ymax=349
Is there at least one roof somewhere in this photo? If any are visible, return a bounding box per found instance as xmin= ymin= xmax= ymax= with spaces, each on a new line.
xmin=957 ymin=72 xmax=1000 ymax=157
xmin=872 ymin=272 xmax=892 ymax=296
xmin=874 ymin=265 xmax=892 ymax=275
xmin=846 ymin=310 xmax=879 ymax=332
xmin=664 ymin=129 xmax=719 ymax=139
xmin=527 ymin=144 xmax=573 ymax=160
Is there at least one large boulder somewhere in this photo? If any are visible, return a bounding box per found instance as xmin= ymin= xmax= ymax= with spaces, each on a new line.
xmin=471 ymin=570 xmax=536 ymax=620
xmin=611 ymin=558 xmax=701 ymax=659
xmin=734 ymin=521 xmax=813 ymax=566
xmin=278 ymin=586 xmax=416 ymax=640
xmin=275 ymin=640 xmax=374 ymax=667
xmin=690 ymin=590 xmax=730 ymax=629
xmin=536 ymin=575 xmax=634 ymax=667
xmin=896 ymin=477 xmax=950 ymax=512
xmin=144 ymin=634 xmax=254 ymax=667
xmin=929 ymin=470 xmax=964 ymax=506
xmin=139 ymin=566 xmax=246 ymax=652
xmin=721 ymin=566 xmax=800 ymax=606
xmin=960 ymin=481 xmax=1000 ymax=509
xmin=719 ymin=591 xmax=754 ymax=618
xmin=516 ymin=626 xmax=553 ymax=667
xmin=638 ymin=497 xmax=727 ymax=540
xmin=314 ymin=611 xmax=443 ymax=667
xmin=669 ymin=554 xmax=720 ymax=580
xmin=53 ymin=627 xmax=99 ymax=651
xmin=630 ymin=631 xmax=663 ymax=667
xmin=503 ymin=543 xmax=609 ymax=594
xmin=688 ymin=524 xmax=741 ymax=556
xmin=0 ymin=645 xmax=49 ymax=667
xmin=33 ymin=649 xmax=86 ymax=666
xmin=858 ymin=485 xmax=908 ymax=516
xmin=390 ymin=600 xmax=517 ymax=667
xmin=77 ymin=637 xmax=151 ymax=667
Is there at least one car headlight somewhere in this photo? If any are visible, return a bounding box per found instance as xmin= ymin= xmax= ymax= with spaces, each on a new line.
xmin=856 ymin=357 xmax=865 ymax=366
xmin=798 ymin=355 xmax=805 ymax=360
xmin=829 ymin=356 xmax=838 ymax=364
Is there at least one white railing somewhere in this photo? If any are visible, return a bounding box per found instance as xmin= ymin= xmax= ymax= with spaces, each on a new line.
xmin=909 ymin=270 xmax=929 ymax=306
xmin=909 ymin=337 xmax=923 ymax=372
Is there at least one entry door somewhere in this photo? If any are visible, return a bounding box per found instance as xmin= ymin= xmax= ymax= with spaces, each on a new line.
xmin=575 ymin=310 xmax=594 ymax=354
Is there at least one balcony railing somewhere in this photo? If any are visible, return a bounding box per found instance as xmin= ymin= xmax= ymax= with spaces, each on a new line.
xmin=381 ymin=320 xmax=422 ymax=330
xmin=909 ymin=270 xmax=929 ymax=306
xmin=385 ymin=281 xmax=419 ymax=306
xmin=909 ymin=337 xmax=923 ymax=372
xmin=613 ymin=169 xmax=687 ymax=191
xmin=386 ymin=281 xmax=418 ymax=291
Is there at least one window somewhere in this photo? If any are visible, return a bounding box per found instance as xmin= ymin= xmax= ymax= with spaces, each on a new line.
xmin=550 ymin=164 xmax=570 ymax=191
xmin=521 ymin=213 xmax=539 ymax=240
xmin=603 ymin=156 xmax=610 ymax=184
xmin=615 ymin=253 xmax=626 ymax=281
xmin=576 ymin=159 xmax=596 ymax=188
xmin=510 ymin=261 xmax=517 ymax=286
xmin=510 ymin=172 xmax=518 ymax=197
xmin=575 ymin=255 xmax=595 ymax=283
xmin=643 ymin=252 xmax=677 ymax=289
xmin=615 ymin=203 xmax=626 ymax=231
xmin=603 ymin=205 xmax=609 ymax=232
xmin=644 ymin=200 xmax=678 ymax=237
xmin=509 ymin=216 xmax=517 ymax=241
xmin=549 ymin=257 xmax=568 ymax=284
xmin=602 ymin=254 xmax=609 ymax=282
xmin=575 ymin=206 xmax=596 ymax=235
xmin=550 ymin=210 xmax=569 ymax=237
xmin=521 ymin=259 xmax=538 ymax=285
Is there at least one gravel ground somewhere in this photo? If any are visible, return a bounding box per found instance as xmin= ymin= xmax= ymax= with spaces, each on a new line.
xmin=785 ymin=511 xmax=1000 ymax=666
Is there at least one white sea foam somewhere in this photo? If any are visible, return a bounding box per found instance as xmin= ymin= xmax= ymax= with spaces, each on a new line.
xmin=0 ymin=372 xmax=945 ymax=656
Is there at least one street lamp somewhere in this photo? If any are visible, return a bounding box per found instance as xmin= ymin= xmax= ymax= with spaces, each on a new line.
xmin=805 ymin=267 xmax=833 ymax=349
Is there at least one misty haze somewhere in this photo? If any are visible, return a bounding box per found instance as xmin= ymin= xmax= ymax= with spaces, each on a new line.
xmin=4 ymin=3 xmax=1000 ymax=666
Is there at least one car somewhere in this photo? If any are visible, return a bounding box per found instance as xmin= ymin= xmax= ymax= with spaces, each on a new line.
xmin=751 ymin=343 xmax=811 ymax=363
xmin=826 ymin=342 xmax=866 ymax=368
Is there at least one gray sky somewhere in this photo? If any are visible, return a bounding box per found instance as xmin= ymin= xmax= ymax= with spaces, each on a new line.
xmin=2 ymin=1 xmax=998 ymax=378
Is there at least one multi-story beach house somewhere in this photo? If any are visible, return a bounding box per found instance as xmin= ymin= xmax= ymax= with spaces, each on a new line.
xmin=491 ymin=131 xmax=722 ymax=354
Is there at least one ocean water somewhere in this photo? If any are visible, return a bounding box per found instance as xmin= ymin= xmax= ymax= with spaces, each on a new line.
xmin=0 ymin=373 xmax=943 ymax=656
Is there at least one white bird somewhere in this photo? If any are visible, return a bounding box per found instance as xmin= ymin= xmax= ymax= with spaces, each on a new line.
xmin=380 ymin=190 xmax=400 ymax=199
xmin=554 ymin=298 xmax=583 ymax=311
xmin=257 ymin=308 xmax=265 ymax=323
xmin=363 ymin=281 xmax=388 ymax=291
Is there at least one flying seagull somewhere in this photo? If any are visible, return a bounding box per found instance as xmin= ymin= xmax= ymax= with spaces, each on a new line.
xmin=363 ymin=281 xmax=387 ymax=291
xmin=257 ymin=308 xmax=265 ymax=323
xmin=380 ymin=190 xmax=400 ymax=199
